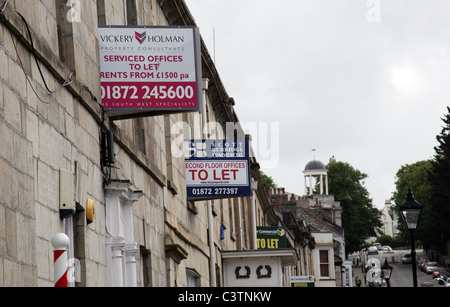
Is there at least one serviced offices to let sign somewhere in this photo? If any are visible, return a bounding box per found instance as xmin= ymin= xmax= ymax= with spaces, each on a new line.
xmin=98 ymin=26 xmax=202 ymax=118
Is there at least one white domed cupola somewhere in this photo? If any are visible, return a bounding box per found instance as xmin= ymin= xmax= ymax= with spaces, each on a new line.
xmin=303 ymin=159 xmax=328 ymax=195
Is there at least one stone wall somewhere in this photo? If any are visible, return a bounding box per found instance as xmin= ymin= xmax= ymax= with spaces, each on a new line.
xmin=0 ymin=0 xmax=275 ymax=287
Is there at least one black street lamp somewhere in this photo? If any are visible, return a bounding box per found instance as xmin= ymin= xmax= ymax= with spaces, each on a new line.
xmin=381 ymin=258 xmax=393 ymax=287
xmin=397 ymin=188 xmax=423 ymax=287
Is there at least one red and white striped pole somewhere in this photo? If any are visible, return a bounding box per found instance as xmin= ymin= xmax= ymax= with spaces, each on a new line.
xmin=51 ymin=233 xmax=70 ymax=287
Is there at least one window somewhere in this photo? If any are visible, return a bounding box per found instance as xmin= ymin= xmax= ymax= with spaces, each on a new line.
xmin=319 ymin=250 xmax=330 ymax=278
xmin=140 ymin=247 xmax=152 ymax=287
xmin=186 ymin=269 xmax=200 ymax=287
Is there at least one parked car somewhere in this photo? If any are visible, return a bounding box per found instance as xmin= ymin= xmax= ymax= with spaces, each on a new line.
xmin=419 ymin=259 xmax=429 ymax=271
xmin=432 ymin=268 xmax=447 ymax=279
xmin=402 ymin=254 xmax=412 ymax=264
xmin=382 ymin=246 xmax=392 ymax=252
xmin=438 ymin=270 xmax=450 ymax=280
xmin=373 ymin=243 xmax=382 ymax=250
xmin=425 ymin=262 xmax=439 ymax=274
xmin=436 ymin=276 xmax=450 ymax=287
xmin=368 ymin=246 xmax=378 ymax=255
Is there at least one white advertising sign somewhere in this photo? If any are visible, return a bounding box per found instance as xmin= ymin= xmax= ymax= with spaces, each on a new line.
xmin=185 ymin=160 xmax=249 ymax=185
xmin=185 ymin=139 xmax=251 ymax=200
xmin=98 ymin=26 xmax=201 ymax=118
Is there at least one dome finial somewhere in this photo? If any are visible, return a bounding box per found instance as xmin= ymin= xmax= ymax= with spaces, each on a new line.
xmin=304 ymin=153 xmax=328 ymax=195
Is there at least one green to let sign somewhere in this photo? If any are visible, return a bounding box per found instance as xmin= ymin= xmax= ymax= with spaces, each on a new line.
xmin=256 ymin=227 xmax=286 ymax=249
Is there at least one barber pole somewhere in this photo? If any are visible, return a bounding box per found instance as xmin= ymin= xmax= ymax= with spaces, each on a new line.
xmin=51 ymin=233 xmax=70 ymax=287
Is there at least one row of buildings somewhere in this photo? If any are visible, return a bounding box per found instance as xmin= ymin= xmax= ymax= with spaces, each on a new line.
xmin=0 ymin=0 xmax=351 ymax=287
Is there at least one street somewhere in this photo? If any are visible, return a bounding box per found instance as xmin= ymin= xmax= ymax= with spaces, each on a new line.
xmin=350 ymin=249 xmax=443 ymax=287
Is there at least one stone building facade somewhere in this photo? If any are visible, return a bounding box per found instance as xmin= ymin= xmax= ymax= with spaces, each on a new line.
xmin=0 ymin=0 xmax=302 ymax=287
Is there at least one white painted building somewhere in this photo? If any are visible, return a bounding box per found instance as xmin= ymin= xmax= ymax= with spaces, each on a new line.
xmin=380 ymin=200 xmax=400 ymax=237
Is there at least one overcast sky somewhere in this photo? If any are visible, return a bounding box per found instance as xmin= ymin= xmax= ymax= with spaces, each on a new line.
xmin=185 ymin=0 xmax=450 ymax=209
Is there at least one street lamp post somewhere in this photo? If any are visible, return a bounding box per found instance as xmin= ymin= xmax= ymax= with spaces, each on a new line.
xmin=397 ymin=188 xmax=423 ymax=287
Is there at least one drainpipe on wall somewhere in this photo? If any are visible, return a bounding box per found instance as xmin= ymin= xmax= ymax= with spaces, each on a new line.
xmin=237 ymin=198 xmax=243 ymax=249
xmin=202 ymin=78 xmax=216 ymax=287
xmin=251 ymin=179 xmax=258 ymax=249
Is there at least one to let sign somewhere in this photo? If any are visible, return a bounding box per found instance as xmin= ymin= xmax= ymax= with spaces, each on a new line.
xmin=185 ymin=139 xmax=251 ymax=200
xmin=98 ymin=26 xmax=202 ymax=119
xmin=257 ymin=227 xmax=286 ymax=249
xmin=290 ymin=276 xmax=315 ymax=288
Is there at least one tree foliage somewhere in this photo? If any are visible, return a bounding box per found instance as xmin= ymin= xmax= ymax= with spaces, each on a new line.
xmin=260 ymin=170 xmax=277 ymax=188
xmin=427 ymin=107 xmax=450 ymax=255
xmin=327 ymin=161 xmax=382 ymax=255
xmin=393 ymin=107 xmax=450 ymax=256
xmin=392 ymin=160 xmax=432 ymax=246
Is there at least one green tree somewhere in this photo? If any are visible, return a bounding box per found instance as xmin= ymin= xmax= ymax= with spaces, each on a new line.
xmin=260 ymin=170 xmax=277 ymax=188
xmin=392 ymin=160 xmax=432 ymax=248
xmin=393 ymin=107 xmax=450 ymax=256
xmin=427 ymin=107 xmax=450 ymax=255
xmin=327 ymin=161 xmax=382 ymax=255
xmin=376 ymin=235 xmax=394 ymax=247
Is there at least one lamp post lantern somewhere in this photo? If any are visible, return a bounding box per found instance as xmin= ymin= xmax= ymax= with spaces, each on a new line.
xmin=398 ymin=188 xmax=423 ymax=287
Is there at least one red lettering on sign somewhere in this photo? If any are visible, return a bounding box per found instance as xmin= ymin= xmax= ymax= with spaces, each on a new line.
xmin=198 ymin=170 xmax=208 ymax=180
xmin=230 ymin=169 xmax=238 ymax=180
xmin=188 ymin=170 xmax=197 ymax=180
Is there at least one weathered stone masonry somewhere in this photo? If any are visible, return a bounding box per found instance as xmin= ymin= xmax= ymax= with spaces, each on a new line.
xmin=0 ymin=0 xmax=288 ymax=287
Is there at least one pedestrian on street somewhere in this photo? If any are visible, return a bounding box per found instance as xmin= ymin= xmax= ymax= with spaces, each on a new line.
xmin=355 ymin=276 xmax=362 ymax=287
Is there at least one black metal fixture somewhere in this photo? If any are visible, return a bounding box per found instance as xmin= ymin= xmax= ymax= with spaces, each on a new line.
xmin=100 ymin=130 xmax=115 ymax=167
xmin=100 ymin=130 xmax=115 ymax=184
xmin=397 ymin=188 xmax=423 ymax=287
